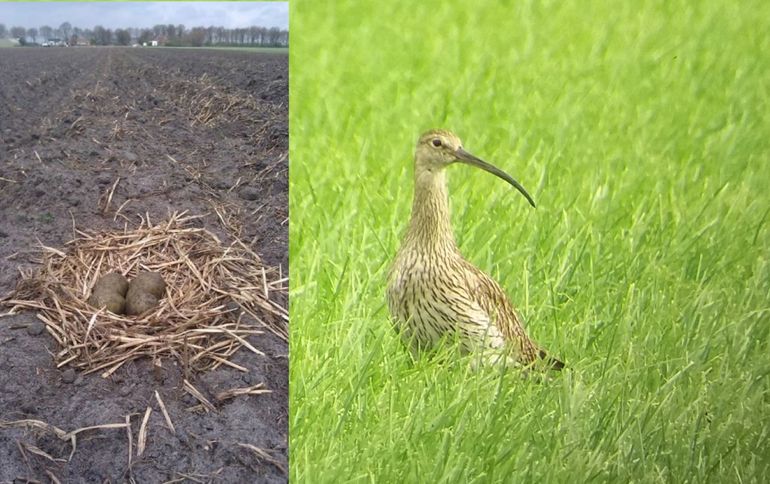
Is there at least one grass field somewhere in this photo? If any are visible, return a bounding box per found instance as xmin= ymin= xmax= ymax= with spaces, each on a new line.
xmin=290 ymin=1 xmax=770 ymax=481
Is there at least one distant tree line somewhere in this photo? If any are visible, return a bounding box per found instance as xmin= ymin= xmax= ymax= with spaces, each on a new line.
xmin=0 ymin=21 xmax=288 ymax=47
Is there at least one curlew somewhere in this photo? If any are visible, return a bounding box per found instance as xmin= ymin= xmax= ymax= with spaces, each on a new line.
xmin=387 ymin=129 xmax=563 ymax=370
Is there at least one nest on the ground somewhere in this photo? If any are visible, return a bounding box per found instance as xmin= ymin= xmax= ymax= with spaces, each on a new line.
xmin=3 ymin=212 xmax=288 ymax=377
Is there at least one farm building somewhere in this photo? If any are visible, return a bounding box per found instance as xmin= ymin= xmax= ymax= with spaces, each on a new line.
xmin=42 ymin=38 xmax=67 ymax=47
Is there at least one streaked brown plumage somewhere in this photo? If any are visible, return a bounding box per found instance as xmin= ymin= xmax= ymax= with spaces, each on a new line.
xmin=387 ymin=129 xmax=563 ymax=370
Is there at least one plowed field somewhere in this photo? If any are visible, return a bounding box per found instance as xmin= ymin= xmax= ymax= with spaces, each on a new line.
xmin=0 ymin=47 xmax=288 ymax=482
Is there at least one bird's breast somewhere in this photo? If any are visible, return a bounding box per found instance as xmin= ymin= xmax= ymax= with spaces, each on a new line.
xmin=387 ymin=247 xmax=487 ymax=345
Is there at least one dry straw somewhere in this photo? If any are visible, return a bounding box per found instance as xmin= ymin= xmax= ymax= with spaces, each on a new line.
xmin=3 ymin=211 xmax=287 ymax=377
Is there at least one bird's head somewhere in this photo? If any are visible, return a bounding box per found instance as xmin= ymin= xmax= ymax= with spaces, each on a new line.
xmin=415 ymin=129 xmax=536 ymax=208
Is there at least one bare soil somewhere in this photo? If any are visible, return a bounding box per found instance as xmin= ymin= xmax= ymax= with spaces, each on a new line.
xmin=0 ymin=47 xmax=287 ymax=483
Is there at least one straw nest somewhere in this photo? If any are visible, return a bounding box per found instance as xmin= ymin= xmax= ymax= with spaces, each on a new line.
xmin=3 ymin=212 xmax=287 ymax=377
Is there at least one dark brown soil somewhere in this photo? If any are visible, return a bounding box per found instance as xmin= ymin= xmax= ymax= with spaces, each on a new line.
xmin=0 ymin=47 xmax=287 ymax=483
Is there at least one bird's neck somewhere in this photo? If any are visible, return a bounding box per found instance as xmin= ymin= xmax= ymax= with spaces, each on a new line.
xmin=405 ymin=168 xmax=457 ymax=251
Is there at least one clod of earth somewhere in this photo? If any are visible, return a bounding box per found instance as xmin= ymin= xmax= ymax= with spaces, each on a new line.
xmin=122 ymin=150 xmax=139 ymax=162
xmin=125 ymin=271 xmax=166 ymax=316
xmin=61 ymin=368 xmax=76 ymax=384
xmin=239 ymin=187 xmax=260 ymax=201
xmin=26 ymin=321 xmax=45 ymax=336
xmin=87 ymin=272 xmax=129 ymax=314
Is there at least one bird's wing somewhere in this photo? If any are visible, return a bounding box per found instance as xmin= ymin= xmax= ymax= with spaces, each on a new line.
xmin=423 ymin=281 xmax=507 ymax=352
xmin=458 ymin=260 xmax=541 ymax=363
xmin=459 ymin=261 xmax=565 ymax=369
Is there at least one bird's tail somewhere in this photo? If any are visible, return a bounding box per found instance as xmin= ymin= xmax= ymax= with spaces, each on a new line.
xmin=538 ymin=349 xmax=565 ymax=371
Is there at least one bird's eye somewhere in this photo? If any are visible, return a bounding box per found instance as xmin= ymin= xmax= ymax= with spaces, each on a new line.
xmin=432 ymin=139 xmax=442 ymax=147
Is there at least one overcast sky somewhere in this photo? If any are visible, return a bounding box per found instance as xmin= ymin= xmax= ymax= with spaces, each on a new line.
xmin=0 ymin=2 xmax=288 ymax=30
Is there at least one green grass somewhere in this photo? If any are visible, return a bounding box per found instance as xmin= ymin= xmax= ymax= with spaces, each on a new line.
xmin=290 ymin=0 xmax=770 ymax=481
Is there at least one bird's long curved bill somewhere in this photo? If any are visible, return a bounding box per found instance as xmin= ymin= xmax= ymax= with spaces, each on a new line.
xmin=455 ymin=148 xmax=536 ymax=208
